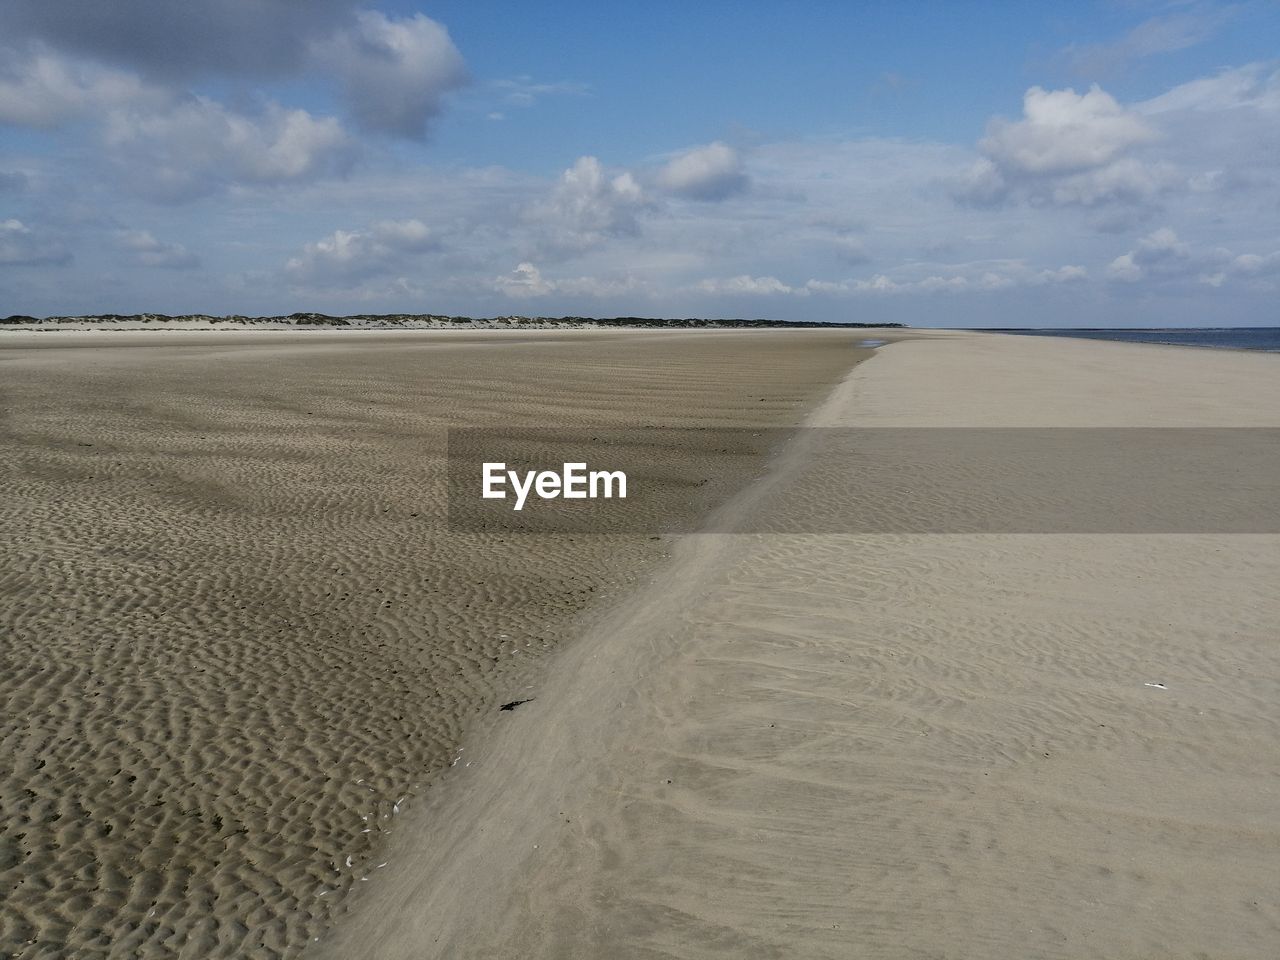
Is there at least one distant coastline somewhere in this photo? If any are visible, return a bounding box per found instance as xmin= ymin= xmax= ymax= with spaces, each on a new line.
xmin=0 ymin=313 xmax=900 ymax=331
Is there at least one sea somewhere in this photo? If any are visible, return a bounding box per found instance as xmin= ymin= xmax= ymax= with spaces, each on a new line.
xmin=990 ymin=327 xmax=1280 ymax=353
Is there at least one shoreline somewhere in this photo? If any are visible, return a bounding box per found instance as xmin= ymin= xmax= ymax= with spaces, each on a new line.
xmin=310 ymin=326 xmax=882 ymax=959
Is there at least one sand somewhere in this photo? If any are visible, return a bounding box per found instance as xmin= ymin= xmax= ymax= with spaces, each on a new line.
xmin=0 ymin=328 xmax=877 ymax=959
xmin=317 ymin=331 xmax=1280 ymax=959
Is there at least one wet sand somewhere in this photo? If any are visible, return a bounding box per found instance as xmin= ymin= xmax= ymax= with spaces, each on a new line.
xmin=320 ymin=331 xmax=1280 ymax=959
xmin=0 ymin=329 xmax=875 ymax=958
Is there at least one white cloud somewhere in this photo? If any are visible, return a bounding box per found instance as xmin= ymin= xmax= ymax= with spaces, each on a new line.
xmin=526 ymin=156 xmax=649 ymax=256
xmin=805 ymin=271 xmax=1021 ymax=296
xmin=955 ymin=63 xmax=1280 ymax=233
xmin=1 ymin=8 xmax=468 ymax=143
xmin=847 ymin=275 xmax=899 ymax=293
xmin=696 ymin=274 xmax=793 ymax=295
xmin=0 ymin=46 xmax=358 ymax=202
xmin=1106 ymin=227 xmax=1194 ymax=283
xmin=1227 ymin=251 xmax=1280 ymax=278
xmin=1106 ymin=252 xmax=1142 ymax=283
xmin=493 ymin=261 xmax=643 ymax=299
xmin=657 ymin=142 xmax=748 ymax=201
xmin=0 ymin=46 xmax=161 ymax=127
xmin=696 ymin=269 xmax=1038 ymax=299
xmin=956 ymin=84 xmax=1167 ymax=210
xmin=1102 ymin=228 xmax=1277 ymax=287
xmin=117 ymin=229 xmax=198 ymax=269
xmin=103 ymin=97 xmax=356 ymax=201
xmin=798 ymin=275 xmax=900 ymax=295
xmin=286 ymin=218 xmax=437 ymax=284
xmin=0 ymin=218 xmax=71 ymax=266
xmin=495 ymin=261 xmax=552 ymax=296
xmin=757 ymin=262 xmax=1089 ymax=298
xmin=983 ymin=86 xmax=1155 ymax=175
xmin=317 ymin=11 xmax=466 ymax=139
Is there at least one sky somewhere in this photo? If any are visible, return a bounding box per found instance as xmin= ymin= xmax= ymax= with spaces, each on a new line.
xmin=1 ymin=1 xmax=1278 ymax=326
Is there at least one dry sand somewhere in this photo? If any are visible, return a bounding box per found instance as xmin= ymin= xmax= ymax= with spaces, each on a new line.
xmin=0 ymin=328 xmax=875 ymax=958
xmin=318 ymin=331 xmax=1280 ymax=959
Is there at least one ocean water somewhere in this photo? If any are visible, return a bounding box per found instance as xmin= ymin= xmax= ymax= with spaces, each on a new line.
xmin=991 ymin=327 xmax=1280 ymax=353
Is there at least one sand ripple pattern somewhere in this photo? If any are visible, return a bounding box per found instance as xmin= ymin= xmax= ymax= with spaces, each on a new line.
xmin=323 ymin=333 xmax=1280 ymax=959
xmin=0 ymin=330 xmax=865 ymax=959
xmin=549 ymin=530 xmax=1280 ymax=959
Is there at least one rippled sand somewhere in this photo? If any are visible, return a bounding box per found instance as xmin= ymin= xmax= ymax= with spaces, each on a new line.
xmin=321 ymin=332 xmax=1280 ymax=960
xmin=0 ymin=329 xmax=873 ymax=958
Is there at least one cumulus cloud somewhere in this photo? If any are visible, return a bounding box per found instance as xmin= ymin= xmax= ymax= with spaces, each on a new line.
xmin=285 ymin=218 xmax=437 ymax=284
xmin=1106 ymin=227 xmax=1201 ymax=283
xmin=493 ymin=261 xmax=643 ymax=298
xmin=1108 ymin=228 xmax=1279 ymax=288
xmin=696 ymin=274 xmax=793 ymax=295
xmin=0 ymin=44 xmax=358 ymax=201
xmin=0 ymin=6 xmax=468 ymax=142
xmin=657 ymin=142 xmax=748 ymax=201
xmin=495 ymin=261 xmax=553 ymax=296
xmin=116 ymin=229 xmax=198 ymax=269
xmin=982 ymin=86 xmax=1154 ymax=175
xmin=955 ymin=84 xmax=1168 ymax=210
xmin=103 ymin=97 xmax=356 ymax=201
xmin=0 ymin=218 xmax=71 ymax=266
xmin=316 ymin=11 xmax=467 ymax=139
xmin=957 ymin=64 xmax=1279 ymax=229
xmin=0 ymin=46 xmax=162 ymax=127
xmin=526 ymin=156 xmax=648 ymax=256
xmin=804 ymin=275 xmax=897 ymax=295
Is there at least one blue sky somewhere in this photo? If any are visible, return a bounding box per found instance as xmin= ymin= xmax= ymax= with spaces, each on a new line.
xmin=1 ymin=1 xmax=1278 ymax=325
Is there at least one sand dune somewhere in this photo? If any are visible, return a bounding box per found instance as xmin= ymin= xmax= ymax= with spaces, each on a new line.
xmin=319 ymin=332 xmax=1280 ymax=959
xmin=0 ymin=329 xmax=873 ymax=958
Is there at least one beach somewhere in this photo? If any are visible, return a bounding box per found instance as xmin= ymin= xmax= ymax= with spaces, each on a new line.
xmin=0 ymin=328 xmax=873 ymax=958
xmin=316 ymin=331 xmax=1280 ymax=959
xmin=3 ymin=329 xmax=1278 ymax=958
xmin=7 ymin=2 xmax=1278 ymax=956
